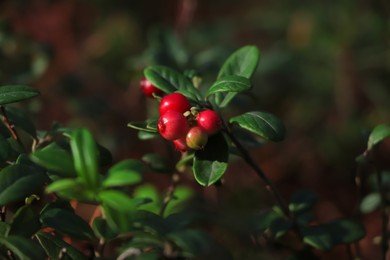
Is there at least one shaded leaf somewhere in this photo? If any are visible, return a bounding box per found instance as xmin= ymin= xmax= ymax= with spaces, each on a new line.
xmin=269 ymin=218 xmax=293 ymax=239
xmin=167 ymin=229 xmax=213 ymax=257
xmin=92 ymin=217 xmax=117 ymax=240
xmin=0 ymin=85 xmax=39 ymax=105
xmin=325 ymin=219 xmax=365 ymax=244
xmin=229 ymin=111 xmax=285 ymax=142
xmin=5 ymin=106 xmax=37 ymax=138
xmin=301 ymin=226 xmax=332 ymax=251
xmin=289 ymin=190 xmax=318 ymax=213
xmin=0 ymin=134 xmax=10 ymax=162
xmin=9 ymin=205 xmax=41 ymax=237
xmin=0 ymin=236 xmax=45 ymax=260
xmin=193 ymin=133 xmax=229 ymax=186
xmin=36 ymin=231 xmax=87 ymax=260
xmin=127 ymin=121 xmax=158 ymax=133
xmin=142 ymin=153 xmax=173 ymax=173
xmin=40 ymin=208 xmax=95 ymax=240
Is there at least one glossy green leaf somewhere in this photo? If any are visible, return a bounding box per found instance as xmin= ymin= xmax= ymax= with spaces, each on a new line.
xmin=70 ymin=128 xmax=100 ymax=189
xmin=0 ymin=85 xmax=39 ymax=105
xmin=30 ymin=143 xmax=76 ymax=177
xmin=92 ymin=217 xmax=117 ymax=240
xmin=45 ymin=178 xmax=96 ymax=202
xmin=144 ymin=65 xmax=201 ymax=100
xmin=133 ymin=184 xmax=161 ymax=214
xmin=103 ymin=159 xmax=143 ymax=187
xmin=138 ymin=131 xmax=159 ymax=140
xmin=40 ymin=207 xmax=95 ymax=240
xmin=289 ymin=190 xmax=318 ymax=213
xmin=229 ymin=111 xmax=285 ymax=142
xmin=36 ymin=231 xmax=87 ymax=260
xmin=206 ymin=75 xmax=251 ymax=97
xmin=0 ymin=134 xmax=10 ymax=162
xmin=360 ymin=192 xmax=381 ymax=213
xmin=217 ymin=45 xmax=260 ymax=79
xmin=0 ymin=236 xmax=45 ymax=260
xmin=99 ymin=190 xmax=140 ymax=212
xmin=367 ymin=124 xmax=390 ymax=151
xmin=101 ymin=203 xmax=133 ymax=233
xmin=0 ymin=164 xmax=48 ymax=205
xmin=301 ymin=226 xmax=332 ymax=251
xmin=193 ymin=133 xmax=229 ymax=186
xmin=9 ymin=205 xmax=41 ymax=237
xmin=325 ymin=219 xmax=366 ymax=244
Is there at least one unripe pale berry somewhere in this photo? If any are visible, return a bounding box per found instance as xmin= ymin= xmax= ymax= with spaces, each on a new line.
xmin=140 ymin=77 xmax=164 ymax=98
xmin=158 ymin=110 xmax=189 ymax=140
xmin=159 ymin=93 xmax=191 ymax=115
xmin=186 ymin=126 xmax=208 ymax=150
xmin=197 ymin=109 xmax=221 ymax=135
xmin=173 ymin=137 xmax=188 ymax=153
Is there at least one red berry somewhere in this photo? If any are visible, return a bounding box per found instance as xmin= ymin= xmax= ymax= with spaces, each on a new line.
xmin=158 ymin=110 xmax=189 ymax=140
xmin=173 ymin=137 xmax=188 ymax=153
xmin=140 ymin=77 xmax=164 ymax=98
xmin=186 ymin=127 xmax=208 ymax=150
xmin=197 ymin=110 xmax=221 ymax=135
xmin=159 ymin=93 xmax=191 ymax=115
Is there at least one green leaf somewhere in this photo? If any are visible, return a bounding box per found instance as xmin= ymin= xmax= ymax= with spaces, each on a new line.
xmin=289 ymin=191 xmax=318 ymax=213
xmin=5 ymin=106 xmax=37 ymax=138
xmin=138 ymin=131 xmax=159 ymax=140
xmin=0 ymin=134 xmax=10 ymax=162
xmin=142 ymin=153 xmax=173 ymax=173
xmin=167 ymin=229 xmax=213 ymax=257
xmin=40 ymin=207 xmax=95 ymax=240
xmin=45 ymin=178 xmax=96 ymax=202
xmin=101 ymin=203 xmax=133 ymax=233
xmin=193 ymin=133 xmax=229 ymax=186
xmin=164 ymin=186 xmax=194 ymax=217
xmin=99 ymin=190 xmax=141 ymax=212
xmin=0 ymin=222 xmax=9 ymax=236
xmin=360 ymin=192 xmax=381 ymax=213
xmin=367 ymin=124 xmax=390 ymax=151
xmin=229 ymin=111 xmax=285 ymax=142
xmin=269 ymin=218 xmax=293 ymax=239
xmin=325 ymin=219 xmax=366 ymax=244
xmin=92 ymin=217 xmax=117 ymax=240
xmin=206 ymin=75 xmax=251 ymax=97
xmin=133 ymin=184 xmax=161 ymax=214
xmin=0 ymin=164 xmax=48 ymax=205
xmin=36 ymin=231 xmax=87 ymax=260
xmin=217 ymin=45 xmax=260 ymax=79
xmin=127 ymin=121 xmax=158 ymax=133
xmin=9 ymin=205 xmax=41 ymax=237
xmin=70 ymin=128 xmax=100 ymax=189
xmin=0 ymin=236 xmax=45 ymax=260
xmin=250 ymin=210 xmax=280 ymax=231
xmin=301 ymin=226 xmax=332 ymax=251
xmin=144 ymin=65 xmax=201 ymax=100
xmin=0 ymin=85 xmax=39 ymax=105
xmin=103 ymin=159 xmax=143 ymax=187
xmin=30 ymin=143 xmax=76 ymax=177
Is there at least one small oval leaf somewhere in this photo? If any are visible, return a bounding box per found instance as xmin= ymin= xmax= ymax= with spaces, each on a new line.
xmin=229 ymin=111 xmax=285 ymax=142
xmin=193 ymin=133 xmax=229 ymax=186
xmin=206 ymin=75 xmax=251 ymax=97
xmin=217 ymin=45 xmax=260 ymax=79
xmin=360 ymin=192 xmax=381 ymax=213
xmin=0 ymin=85 xmax=39 ymax=105
xmin=367 ymin=124 xmax=390 ymax=151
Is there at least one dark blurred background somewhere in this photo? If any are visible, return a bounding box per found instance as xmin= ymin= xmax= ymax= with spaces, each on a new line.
xmin=0 ymin=0 xmax=389 ymax=258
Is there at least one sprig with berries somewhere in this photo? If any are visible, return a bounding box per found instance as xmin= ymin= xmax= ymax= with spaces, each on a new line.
xmin=129 ymin=45 xmax=286 ymax=191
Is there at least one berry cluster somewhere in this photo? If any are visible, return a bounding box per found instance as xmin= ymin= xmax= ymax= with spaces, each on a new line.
xmin=141 ymin=79 xmax=221 ymax=152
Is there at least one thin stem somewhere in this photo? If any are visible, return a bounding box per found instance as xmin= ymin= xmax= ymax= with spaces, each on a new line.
xmin=0 ymin=106 xmax=25 ymax=151
xmin=376 ymin=168 xmax=389 ymax=260
xmin=159 ymin=172 xmax=180 ymax=217
xmin=223 ymin=127 xmax=290 ymax=219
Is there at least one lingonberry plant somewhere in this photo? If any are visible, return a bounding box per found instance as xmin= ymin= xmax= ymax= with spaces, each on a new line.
xmin=0 ymin=45 xmax=386 ymax=259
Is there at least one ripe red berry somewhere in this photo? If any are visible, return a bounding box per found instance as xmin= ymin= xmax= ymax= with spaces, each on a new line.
xmin=159 ymin=93 xmax=191 ymax=115
xmin=186 ymin=127 xmax=208 ymax=150
xmin=140 ymin=77 xmax=164 ymax=98
xmin=197 ymin=110 xmax=221 ymax=135
xmin=158 ymin=110 xmax=189 ymax=140
xmin=173 ymin=137 xmax=188 ymax=153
